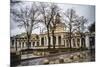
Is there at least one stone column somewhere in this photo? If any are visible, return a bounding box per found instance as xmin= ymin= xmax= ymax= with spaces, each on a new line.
xmin=71 ymin=38 xmax=73 ymax=48
xmin=39 ymin=36 xmax=41 ymax=46
xmin=13 ymin=39 xmax=16 ymax=52
xmin=80 ymin=38 xmax=82 ymax=48
xmin=66 ymin=40 xmax=68 ymax=48
xmin=61 ymin=35 xmax=64 ymax=46
xmin=85 ymin=35 xmax=90 ymax=49
xmin=51 ymin=36 xmax=53 ymax=46
xmin=44 ymin=37 xmax=45 ymax=47
xmin=56 ymin=36 xmax=58 ymax=46
xmin=44 ymin=36 xmax=47 ymax=46
xmin=75 ymin=38 xmax=78 ymax=48
xmin=17 ymin=41 xmax=19 ymax=48
xmin=17 ymin=40 xmax=20 ymax=51
xmin=34 ymin=41 xmax=37 ymax=47
xmin=46 ymin=36 xmax=48 ymax=46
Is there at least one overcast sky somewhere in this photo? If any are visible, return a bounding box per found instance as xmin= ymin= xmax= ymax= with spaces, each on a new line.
xmin=10 ymin=1 xmax=95 ymax=36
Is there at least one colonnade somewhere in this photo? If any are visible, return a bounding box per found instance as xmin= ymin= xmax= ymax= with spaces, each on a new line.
xmin=11 ymin=34 xmax=90 ymax=50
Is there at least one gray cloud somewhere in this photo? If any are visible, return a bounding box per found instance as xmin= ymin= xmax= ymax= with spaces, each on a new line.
xmin=10 ymin=1 xmax=95 ymax=36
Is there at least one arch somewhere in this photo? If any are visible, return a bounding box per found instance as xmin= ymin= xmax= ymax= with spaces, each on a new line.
xmin=33 ymin=42 xmax=35 ymax=46
xmin=41 ymin=37 xmax=44 ymax=46
xmin=82 ymin=38 xmax=85 ymax=48
xmin=58 ymin=36 xmax=61 ymax=45
xmin=73 ymin=39 xmax=76 ymax=47
xmin=77 ymin=38 xmax=80 ymax=47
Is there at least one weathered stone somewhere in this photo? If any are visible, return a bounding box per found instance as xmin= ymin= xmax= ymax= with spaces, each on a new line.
xmin=73 ymin=55 xmax=79 ymax=61
xmin=43 ymin=59 xmax=49 ymax=64
xmin=65 ymin=58 xmax=72 ymax=63
xmin=79 ymin=54 xmax=84 ymax=59
xmin=42 ymin=52 xmax=44 ymax=55
xmin=49 ymin=61 xmax=55 ymax=64
xmin=59 ymin=57 xmax=64 ymax=63
xmin=70 ymin=55 xmax=74 ymax=60
xmin=64 ymin=58 xmax=68 ymax=62
xmin=55 ymin=60 xmax=60 ymax=64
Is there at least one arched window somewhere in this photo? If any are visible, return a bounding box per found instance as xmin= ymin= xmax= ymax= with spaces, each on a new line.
xmin=77 ymin=38 xmax=80 ymax=47
xmin=37 ymin=42 xmax=39 ymax=46
xmin=58 ymin=36 xmax=61 ymax=45
xmin=82 ymin=38 xmax=85 ymax=47
xmin=45 ymin=37 xmax=47 ymax=45
xmin=22 ymin=42 xmax=24 ymax=48
xmin=66 ymin=40 xmax=69 ymax=47
xmin=41 ymin=37 xmax=44 ymax=46
xmin=19 ymin=41 xmax=21 ymax=48
xmin=33 ymin=42 xmax=35 ymax=46
xmin=73 ymin=39 xmax=76 ymax=47
xmin=64 ymin=40 xmax=65 ymax=46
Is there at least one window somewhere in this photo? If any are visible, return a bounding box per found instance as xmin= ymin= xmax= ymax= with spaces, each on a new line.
xmin=77 ymin=38 xmax=80 ymax=47
xmin=41 ymin=37 xmax=44 ymax=46
xmin=33 ymin=42 xmax=35 ymax=46
xmin=66 ymin=40 xmax=69 ymax=47
xmin=19 ymin=41 xmax=21 ymax=48
xmin=64 ymin=40 xmax=65 ymax=46
xmin=73 ymin=39 xmax=76 ymax=47
xmin=82 ymin=38 xmax=85 ymax=47
xmin=37 ymin=42 xmax=39 ymax=46
xmin=22 ymin=42 xmax=24 ymax=48
xmin=58 ymin=36 xmax=61 ymax=45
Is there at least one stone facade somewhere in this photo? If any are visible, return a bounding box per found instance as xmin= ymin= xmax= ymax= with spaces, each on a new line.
xmin=10 ymin=23 xmax=95 ymax=52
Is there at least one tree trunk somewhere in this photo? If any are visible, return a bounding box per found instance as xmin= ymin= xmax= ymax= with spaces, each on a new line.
xmin=26 ymin=34 xmax=31 ymax=65
xmin=15 ymin=39 xmax=17 ymax=52
xmin=69 ymin=24 xmax=72 ymax=48
xmin=80 ymin=33 xmax=82 ymax=48
xmin=69 ymin=34 xmax=72 ymax=48
xmin=27 ymin=34 xmax=31 ymax=51
xmin=47 ymin=27 xmax=51 ymax=49
xmin=52 ymin=29 xmax=55 ymax=49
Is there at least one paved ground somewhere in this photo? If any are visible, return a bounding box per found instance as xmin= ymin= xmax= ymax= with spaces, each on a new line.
xmin=21 ymin=54 xmax=40 ymax=60
xmin=19 ymin=50 xmax=94 ymax=66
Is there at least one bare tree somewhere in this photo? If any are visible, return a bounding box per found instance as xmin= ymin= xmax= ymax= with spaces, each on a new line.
xmin=75 ymin=16 xmax=88 ymax=48
xmin=12 ymin=2 xmax=40 ymax=51
xmin=48 ymin=4 xmax=61 ymax=49
xmin=88 ymin=22 xmax=95 ymax=33
xmin=39 ymin=3 xmax=58 ymax=49
xmin=63 ymin=9 xmax=79 ymax=48
xmin=50 ymin=13 xmax=61 ymax=49
xmin=75 ymin=16 xmax=87 ymax=33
